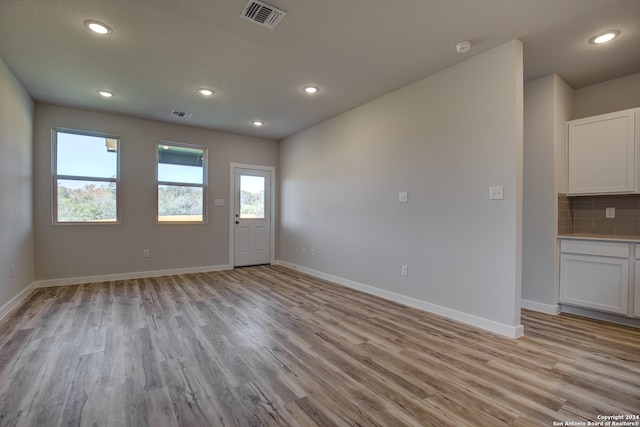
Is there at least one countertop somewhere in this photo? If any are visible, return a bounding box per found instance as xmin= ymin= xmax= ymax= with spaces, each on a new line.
xmin=558 ymin=234 xmax=640 ymax=243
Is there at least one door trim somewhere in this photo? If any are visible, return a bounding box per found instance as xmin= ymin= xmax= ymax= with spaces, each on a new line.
xmin=229 ymin=163 xmax=276 ymax=267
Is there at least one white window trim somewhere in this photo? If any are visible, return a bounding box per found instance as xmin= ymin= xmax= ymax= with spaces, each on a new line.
xmin=156 ymin=140 xmax=208 ymax=224
xmin=52 ymin=127 xmax=121 ymax=225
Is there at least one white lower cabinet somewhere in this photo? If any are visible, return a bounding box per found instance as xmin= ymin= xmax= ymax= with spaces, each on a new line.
xmin=559 ymin=239 xmax=629 ymax=315
xmin=635 ymin=247 xmax=640 ymax=318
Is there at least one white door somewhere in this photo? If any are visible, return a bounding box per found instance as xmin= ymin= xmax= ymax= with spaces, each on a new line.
xmin=233 ymin=167 xmax=271 ymax=267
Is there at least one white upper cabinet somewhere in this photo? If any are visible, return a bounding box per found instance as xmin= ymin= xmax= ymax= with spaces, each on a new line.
xmin=568 ymin=108 xmax=639 ymax=195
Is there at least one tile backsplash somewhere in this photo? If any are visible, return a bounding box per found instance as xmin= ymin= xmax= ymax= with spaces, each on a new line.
xmin=558 ymin=194 xmax=573 ymax=235
xmin=558 ymin=193 xmax=640 ymax=237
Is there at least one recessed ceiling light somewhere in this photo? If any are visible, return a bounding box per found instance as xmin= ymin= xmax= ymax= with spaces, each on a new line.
xmin=252 ymin=120 xmax=264 ymax=127
xmin=84 ymin=20 xmax=112 ymax=35
xmin=97 ymin=90 xmax=114 ymax=98
xmin=304 ymin=86 xmax=319 ymax=94
xmin=589 ymin=30 xmax=620 ymax=44
xmin=198 ymin=88 xmax=213 ymax=96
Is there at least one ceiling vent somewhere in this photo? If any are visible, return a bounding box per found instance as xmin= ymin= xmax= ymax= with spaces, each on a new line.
xmin=241 ymin=0 xmax=286 ymax=29
xmin=171 ymin=110 xmax=192 ymax=119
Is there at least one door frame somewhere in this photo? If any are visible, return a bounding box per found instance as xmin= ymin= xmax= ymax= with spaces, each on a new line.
xmin=229 ymin=163 xmax=276 ymax=267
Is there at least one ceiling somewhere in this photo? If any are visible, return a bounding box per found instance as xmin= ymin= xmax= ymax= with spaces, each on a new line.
xmin=1 ymin=0 xmax=639 ymax=140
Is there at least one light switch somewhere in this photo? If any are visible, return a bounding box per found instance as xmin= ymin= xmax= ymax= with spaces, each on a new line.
xmin=399 ymin=191 xmax=408 ymax=203
xmin=606 ymin=207 xmax=615 ymax=218
xmin=489 ymin=186 xmax=504 ymax=200
xmin=214 ymin=198 xmax=225 ymax=206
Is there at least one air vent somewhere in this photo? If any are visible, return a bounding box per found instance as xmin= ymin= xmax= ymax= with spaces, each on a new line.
xmin=241 ymin=0 xmax=286 ymax=29
xmin=171 ymin=110 xmax=192 ymax=119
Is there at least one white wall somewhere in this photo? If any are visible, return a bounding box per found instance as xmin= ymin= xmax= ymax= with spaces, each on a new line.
xmin=573 ymin=72 xmax=640 ymax=119
xmin=522 ymin=74 xmax=572 ymax=312
xmin=33 ymin=104 xmax=278 ymax=281
xmin=0 ymin=57 xmax=35 ymax=317
xmin=279 ymin=40 xmax=524 ymax=337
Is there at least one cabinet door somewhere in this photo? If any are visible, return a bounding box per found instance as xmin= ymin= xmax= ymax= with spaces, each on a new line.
xmin=635 ymin=260 xmax=640 ymax=318
xmin=560 ymin=254 xmax=629 ymax=314
xmin=568 ymin=109 xmax=636 ymax=195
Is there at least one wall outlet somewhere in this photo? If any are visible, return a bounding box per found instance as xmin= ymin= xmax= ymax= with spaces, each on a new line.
xmin=401 ymin=265 xmax=408 ymax=277
xmin=302 ymin=247 xmax=306 ymax=255
xmin=606 ymin=207 xmax=615 ymax=219
xmin=399 ymin=191 xmax=408 ymax=203
xmin=310 ymin=248 xmax=315 ymax=256
xmin=143 ymin=249 xmax=150 ymax=258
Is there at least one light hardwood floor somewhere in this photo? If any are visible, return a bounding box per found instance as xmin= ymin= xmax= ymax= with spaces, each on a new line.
xmin=0 ymin=265 xmax=638 ymax=426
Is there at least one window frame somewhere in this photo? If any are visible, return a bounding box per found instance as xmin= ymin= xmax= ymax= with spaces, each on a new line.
xmin=52 ymin=127 xmax=121 ymax=225
xmin=156 ymin=140 xmax=208 ymax=224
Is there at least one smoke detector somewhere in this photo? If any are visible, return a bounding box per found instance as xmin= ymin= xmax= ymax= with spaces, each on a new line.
xmin=171 ymin=110 xmax=192 ymax=119
xmin=456 ymin=41 xmax=472 ymax=54
xmin=241 ymin=0 xmax=286 ymax=29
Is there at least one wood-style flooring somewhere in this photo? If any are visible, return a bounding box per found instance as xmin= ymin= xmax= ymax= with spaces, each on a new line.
xmin=0 ymin=265 xmax=638 ymax=426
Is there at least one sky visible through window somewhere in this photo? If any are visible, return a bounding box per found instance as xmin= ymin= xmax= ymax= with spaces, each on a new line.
xmin=57 ymin=133 xmax=116 ymax=183
xmin=57 ymin=133 xmax=203 ymax=185
xmin=158 ymin=162 xmax=203 ymax=184
xmin=241 ymin=175 xmax=265 ymax=193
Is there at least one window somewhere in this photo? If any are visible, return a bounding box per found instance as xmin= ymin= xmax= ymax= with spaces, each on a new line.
xmin=157 ymin=142 xmax=207 ymax=223
xmin=53 ymin=129 xmax=120 ymax=224
xmin=240 ymin=174 xmax=266 ymax=219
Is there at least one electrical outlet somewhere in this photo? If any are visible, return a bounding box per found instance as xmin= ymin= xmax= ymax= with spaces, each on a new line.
xmin=302 ymin=247 xmax=306 ymax=255
xmin=401 ymin=265 xmax=408 ymax=277
xmin=143 ymin=249 xmax=150 ymax=258
xmin=606 ymin=207 xmax=615 ymax=219
xmin=311 ymin=249 xmax=315 ymax=256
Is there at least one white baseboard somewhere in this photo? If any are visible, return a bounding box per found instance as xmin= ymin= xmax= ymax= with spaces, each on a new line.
xmin=0 ymin=282 xmax=37 ymax=322
xmin=34 ymin=264 xmax=233 ymax=288
xmin=521 ymin=299 xmax=560 ymax=315
xmin=274 ymin=260 xmax=524 ymax=339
